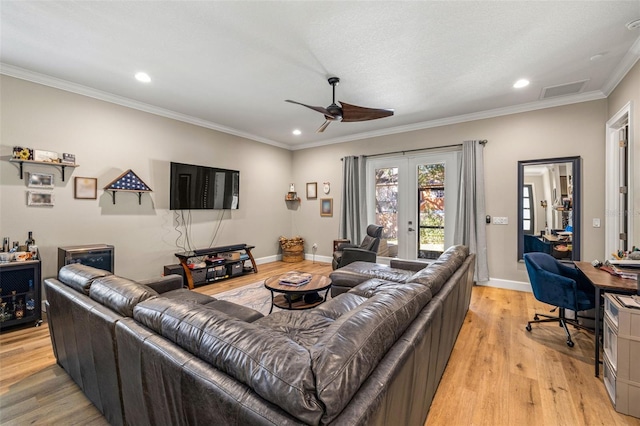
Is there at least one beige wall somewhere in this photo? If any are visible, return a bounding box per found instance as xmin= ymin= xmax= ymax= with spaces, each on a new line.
xmin=2 ymin=62 xmax=637 ymax=288
xmin=0 ymin=76 xmax=294 ymax=281
xmin=293 ymin=100 xmax=609 ymax=284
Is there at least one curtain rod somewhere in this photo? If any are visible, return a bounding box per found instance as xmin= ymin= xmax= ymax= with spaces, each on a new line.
xmin=361 ymin=140 xmax=487 ymax=159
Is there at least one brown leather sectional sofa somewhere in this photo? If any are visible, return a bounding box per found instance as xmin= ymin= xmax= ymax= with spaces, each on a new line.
xmin=45 ymin=245 xmax=475 ymax=426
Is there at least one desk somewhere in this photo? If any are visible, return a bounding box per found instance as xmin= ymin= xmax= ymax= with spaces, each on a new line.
xmin=574 ymin=261 xmax=638 ymax=377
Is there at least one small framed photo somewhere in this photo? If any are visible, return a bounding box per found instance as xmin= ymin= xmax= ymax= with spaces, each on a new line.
xmin=74 ymin=177 xmax=97 ymax=199
xmin=306 ymin=182 xmax=317 ymax=199
xmin=27 ymin=191 xmax=54 ymax=207
xmin=27 ymin=172 xmax=54 ymax=188
xmin=320 ymin=198 xmax=333 ymax=217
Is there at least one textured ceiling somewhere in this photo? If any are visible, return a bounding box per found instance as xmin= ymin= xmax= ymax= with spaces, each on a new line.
xmin=1 ymin=1 xmax=639 ymax=150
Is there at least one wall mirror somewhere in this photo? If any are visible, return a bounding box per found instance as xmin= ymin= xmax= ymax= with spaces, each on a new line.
xmin=517 ymin=156 xmax=581 ymax=262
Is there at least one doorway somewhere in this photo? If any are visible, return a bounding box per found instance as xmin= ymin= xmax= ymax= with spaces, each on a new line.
xmin=366 ymin=151 xmax=460 ymax=260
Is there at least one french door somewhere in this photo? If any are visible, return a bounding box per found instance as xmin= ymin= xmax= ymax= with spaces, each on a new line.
xmin=366 ymin=151 xmax=460 ymax=260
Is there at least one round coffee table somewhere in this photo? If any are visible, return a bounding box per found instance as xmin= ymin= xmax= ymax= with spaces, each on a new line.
xmin=264 ymin=273 xmax=332 ymax=314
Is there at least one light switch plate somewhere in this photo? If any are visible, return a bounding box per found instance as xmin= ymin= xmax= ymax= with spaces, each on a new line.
xmin=493 ymin=217 xmax=508 ymax=225
xmin=593 ymin=218 xmax=601 ymax=228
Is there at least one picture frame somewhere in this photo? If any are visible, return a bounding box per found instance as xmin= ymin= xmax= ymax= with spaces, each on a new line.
xmin=306 ymin=182 xmax=317 ymax=199
xmin=74 ymin=177 xmax=97 ymax=199
xmin=320 ymin=198 xmax=333 ymax=217
xmin=27 ymin=191 xmax=54 ymax=207
xmin=27 ymin=172 xmax=54 ymax=188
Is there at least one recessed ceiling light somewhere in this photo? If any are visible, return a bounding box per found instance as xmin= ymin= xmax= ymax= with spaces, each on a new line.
xmin=292 ymin=129 xmax=302 ymax=136
xmin=626 ymin=19 xmax=640 ymax=30
xmin=135 ymin=72 xmax=151 ymax=83
xmin=590 ymin=53 xmax=606 ymax=62
xmin=513 ymin=79 xmax=530 ymax=89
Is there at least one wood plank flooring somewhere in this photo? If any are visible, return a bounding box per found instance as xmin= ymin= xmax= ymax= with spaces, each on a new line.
xmin=1 ymin=260 xmax=638 ymax=425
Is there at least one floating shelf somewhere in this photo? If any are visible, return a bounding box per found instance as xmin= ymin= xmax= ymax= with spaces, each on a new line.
xmin=9 ymin=158 xmax=78 ymax=182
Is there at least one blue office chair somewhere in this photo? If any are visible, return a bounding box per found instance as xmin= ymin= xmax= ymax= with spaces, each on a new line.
xmin=523 ymin=252 xmax=596 ymax=347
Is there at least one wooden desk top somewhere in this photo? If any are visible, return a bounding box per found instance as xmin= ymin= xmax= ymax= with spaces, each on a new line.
xmin=574 ymin=261 xmax=638 ymax=293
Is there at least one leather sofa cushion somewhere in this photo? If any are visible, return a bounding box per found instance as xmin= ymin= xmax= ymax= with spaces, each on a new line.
xmin=408 ymin=245 xmax=469 ymax=295
xmin=89 ymin=275 xmax=159 ymax=317
xmin=311 ymin=281 xmax=433 ymax=424
xmin=329 ymin=261 xmax=415 ymax=289
xmin=161 ymin=288 xmax=215 ymax=305
xmin=203 ymin=300 xmax=264 ymax=323
xmin=254 ymin=309 xmax=336 ymax=348
xmin=133 ymin=297 xmax=323 ymax=425
xmin=58 ymin=263 xmax=112 ymax=295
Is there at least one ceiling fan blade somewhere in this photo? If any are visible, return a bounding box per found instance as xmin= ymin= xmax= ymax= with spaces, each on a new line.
xmin=285 ymin=100 xmax=331 ymax=116
xmin=339 ymin=101 xmax=394 ymax=122
xmin=316 ymin=120 xmax=331 ymax=133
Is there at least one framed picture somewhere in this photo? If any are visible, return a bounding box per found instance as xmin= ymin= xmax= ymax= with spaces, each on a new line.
xmin=27 ymin=191 xmax=54 ymax=206
xmin=74 ymin=177 xmax=97 ymax=199
xmin=27 ymin=172 xmax=54 ymax=188
xmin=320 ymin=198 xmax=333 ymax=217
xmin=306 ymin=182 xmax=317 ymax=199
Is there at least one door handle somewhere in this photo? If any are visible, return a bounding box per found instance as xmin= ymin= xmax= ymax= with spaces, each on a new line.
xmin=408 ymin=228 xmax=415 ymax=232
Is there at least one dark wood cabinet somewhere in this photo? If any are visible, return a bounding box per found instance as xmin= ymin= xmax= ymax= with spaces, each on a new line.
xmin=0 ymin=260 xmax=42 ymax=331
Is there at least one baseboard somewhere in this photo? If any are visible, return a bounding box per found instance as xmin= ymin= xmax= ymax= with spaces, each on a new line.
xmin=477 ymin=278 xmax=531 ymax=293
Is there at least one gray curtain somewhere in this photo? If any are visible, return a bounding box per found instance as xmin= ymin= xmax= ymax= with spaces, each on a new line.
xmin=340 ymin=155 xmax=367 ymax=244
xmin=454 ymin=140 xmax=489 ymax=282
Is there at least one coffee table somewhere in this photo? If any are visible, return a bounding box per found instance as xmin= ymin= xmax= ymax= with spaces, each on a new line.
xmin=264 ymin=273 xmax=332 ymax=314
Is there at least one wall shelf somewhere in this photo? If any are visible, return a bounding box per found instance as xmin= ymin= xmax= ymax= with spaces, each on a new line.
xmin=9 ymin=158 xmax=78 ymax=182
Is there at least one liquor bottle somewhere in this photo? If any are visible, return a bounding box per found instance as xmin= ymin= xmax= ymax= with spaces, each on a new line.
xmin=25 ymin=231 xmax=35 ymax=247
xmin=26 ymin=280 xmax=35 ymax=313
xmin=14 ymin=298 xmax=24 ymax=319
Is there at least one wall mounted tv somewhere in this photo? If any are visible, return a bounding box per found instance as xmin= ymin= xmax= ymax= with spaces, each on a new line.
xmin=170 ymin=162 xmax=239 ymax=210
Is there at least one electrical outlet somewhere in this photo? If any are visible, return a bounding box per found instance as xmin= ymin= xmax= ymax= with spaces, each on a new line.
xmin=593 ymin=218 xmax=601 ymax=228
xmin=312 ymin=243 xmax=318 ymax=250
xmin=492 ymin=216 xmax=508 ymax=225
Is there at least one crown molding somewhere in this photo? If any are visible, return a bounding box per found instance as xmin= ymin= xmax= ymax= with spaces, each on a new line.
xmin=0 ymin=63 xmax=289 ymax=150
xmin=601 ymin=35 xmax=640 ymax=96
xmin=0 ymin=62 xmax=622 ymax=152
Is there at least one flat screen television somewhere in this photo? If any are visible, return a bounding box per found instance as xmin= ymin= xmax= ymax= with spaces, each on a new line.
xmin=170 ymin=162 xmax=239 ymax=210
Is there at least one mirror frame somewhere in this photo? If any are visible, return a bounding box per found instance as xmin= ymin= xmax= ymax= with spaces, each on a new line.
xmin=517 ymin=156 xmax=581 ymax=262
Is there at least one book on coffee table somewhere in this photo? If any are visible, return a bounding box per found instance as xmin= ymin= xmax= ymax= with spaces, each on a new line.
xmin=279 ymin=271 xmax=312 ymax=286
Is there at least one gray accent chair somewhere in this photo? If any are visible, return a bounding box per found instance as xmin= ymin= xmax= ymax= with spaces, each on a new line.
xmin=332 ymin=225 xmax=383 ymax=270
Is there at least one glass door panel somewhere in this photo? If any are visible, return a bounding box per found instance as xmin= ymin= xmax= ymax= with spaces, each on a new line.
xmin=367 ymin=151 xmax=459 ymax=261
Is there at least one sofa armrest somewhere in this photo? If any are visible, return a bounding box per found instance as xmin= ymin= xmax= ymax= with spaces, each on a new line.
xmin=340 ymin=248 xmax=376 ymax=267
xmin=138 ymin=274 xmax=184 ymax=293
xmin=389 ymin=259 xmax=430 ymax=272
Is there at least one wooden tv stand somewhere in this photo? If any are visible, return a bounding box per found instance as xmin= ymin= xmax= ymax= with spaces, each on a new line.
xmin=175 ymin=244 xmax=258 ymax=290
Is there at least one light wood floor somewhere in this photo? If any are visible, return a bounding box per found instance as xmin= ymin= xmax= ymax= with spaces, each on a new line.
xmin=1 ymin=260 xmax=638 ymax=425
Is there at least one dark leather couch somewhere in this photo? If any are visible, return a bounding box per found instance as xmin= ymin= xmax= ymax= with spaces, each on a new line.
xmin=44 ymin=264 xmax=263 ymax=426
xmin=46 ymin=245 xmax=474 ymax=425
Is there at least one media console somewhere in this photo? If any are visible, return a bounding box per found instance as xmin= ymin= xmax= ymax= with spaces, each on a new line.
xmin=175 ymin=244 xmax=257 ymax=290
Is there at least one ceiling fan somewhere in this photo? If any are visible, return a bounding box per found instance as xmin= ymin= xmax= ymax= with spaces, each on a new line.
xmin=286 ymin=77 xmax=394 ymax=133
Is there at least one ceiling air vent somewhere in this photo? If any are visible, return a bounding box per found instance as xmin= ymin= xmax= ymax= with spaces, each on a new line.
xmin=540 ymin=80 xmax=588 ymax=99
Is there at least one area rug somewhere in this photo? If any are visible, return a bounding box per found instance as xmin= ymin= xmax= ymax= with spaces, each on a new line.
xmin=214 ymin=281 xmax=273 ymax=315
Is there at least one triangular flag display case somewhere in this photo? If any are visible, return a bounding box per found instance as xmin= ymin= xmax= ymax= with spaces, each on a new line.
xmin=104 ymin=169 xmax=152 ymax=205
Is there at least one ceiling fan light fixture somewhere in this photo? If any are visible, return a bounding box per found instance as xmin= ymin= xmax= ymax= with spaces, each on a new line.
xmin=513 ymin=79 xmax=530 ymax=89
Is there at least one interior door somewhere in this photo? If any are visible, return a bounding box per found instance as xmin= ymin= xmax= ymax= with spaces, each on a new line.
xmin=367 ymin=151 xmax=459 ymax=260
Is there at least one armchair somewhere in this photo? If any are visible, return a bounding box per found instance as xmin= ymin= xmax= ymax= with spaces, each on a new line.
xmin=523 ymin=252 xmax=596 ymax=347
xmin=332 ymin=224 xmax=383 ymax=270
